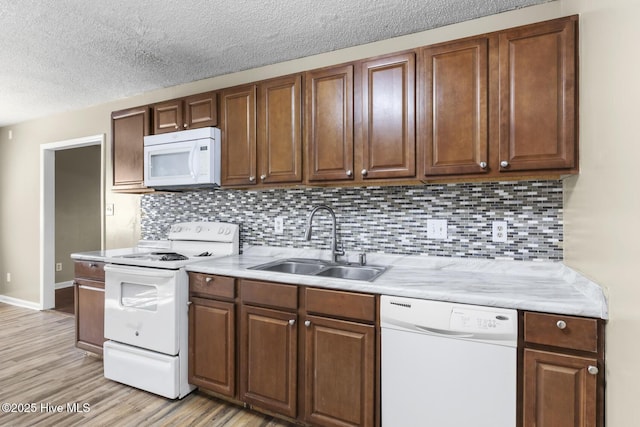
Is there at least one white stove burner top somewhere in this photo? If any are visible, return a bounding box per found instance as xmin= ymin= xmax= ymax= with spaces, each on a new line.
xmin=105 ymin=222 xmax=240 ymax=269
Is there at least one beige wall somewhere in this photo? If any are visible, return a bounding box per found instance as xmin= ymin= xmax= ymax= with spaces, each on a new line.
xmin=560 ymin=0 xmax=640 ymax=425
xmin=0 ymin=1 xmax=637 ymax=424
xmin=55 ymin=145 xmax=101 ymax=283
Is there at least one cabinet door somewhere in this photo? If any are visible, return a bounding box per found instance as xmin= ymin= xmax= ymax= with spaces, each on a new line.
xmin=258 ymin=75 xmax=303 ymax=184
xmin=152 ymin=99 xmax=183 ymax=134
xmin=75 ymin=280 xmax=105 ymax=354
xmin=188 ymin=297 xmax=235 ymax=397
xmin=498 ymin=16 xmax=577 ymax=172
xmin=220 ymin=85 xmax=257 ymax=186
xmin=523 ymin=349 xmax=598 ymax=427
xmin=240 ymin=305 xmax=297 ymax=417
xmin=111 ymin=106 xmax=150 ymax=189
xmin=304 ymin=315 xmax=375 ymax=427
xmin=421 ymin=38 xmax=489 ymax=176
xmin=185 ymin=91 xmax=218 ymax=130
xmin=305 ymin=65 xmax=354 ymax=182
xmin=360 ymin=53 xmax=416 ymax=180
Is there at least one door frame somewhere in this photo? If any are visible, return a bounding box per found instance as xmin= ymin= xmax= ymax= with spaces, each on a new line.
xmin=40 ymin=134 xmax=105 ymax=310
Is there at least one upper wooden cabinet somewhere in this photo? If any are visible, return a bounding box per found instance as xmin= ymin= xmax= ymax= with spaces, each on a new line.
xmin=221 ymin=75 xmax=303 ymax=187
xmin=498 ymin=16 xmax=577 ymax=173
xmin=111 ymin=106 xmax=150 ymax=191
xmin=258 ymin=74 xmax=303 ymax=184
xmin=152 ymin=91 xmax=217 ymax=134
xmin=111 ymin=16 xmax=579 ymax=189
xmin=220 ymin=84 xmax=257 ymax=186
xmin=305 ymin=65 xmax=355 ymax=182
xmin=420 ymin=37 xmax=490 ymax=176
xmin=359 ymin=52 xmax=416 ymax=180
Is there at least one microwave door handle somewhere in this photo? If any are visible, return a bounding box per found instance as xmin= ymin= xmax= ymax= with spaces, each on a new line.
xmin=190 ymin=143 xmax=200 ymax=180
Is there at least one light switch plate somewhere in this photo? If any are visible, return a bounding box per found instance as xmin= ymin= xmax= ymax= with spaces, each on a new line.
xmin=492 ymin=221 xmax=508 ymax=243
xmin=427 ymin=219 xmax=447 ymax=239
xmin=105 ymin=203 xmax=114 ymax=216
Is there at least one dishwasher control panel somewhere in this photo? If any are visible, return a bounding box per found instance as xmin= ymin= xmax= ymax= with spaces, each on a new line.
xmin=450 ymin=307 xmax=516 ymax=334
xmin=381 ymin=295 xmax=518 ymax=345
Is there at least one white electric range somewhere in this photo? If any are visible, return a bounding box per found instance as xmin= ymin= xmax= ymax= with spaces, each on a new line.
xmin=102 ymin=221 xmax=239 ymax=399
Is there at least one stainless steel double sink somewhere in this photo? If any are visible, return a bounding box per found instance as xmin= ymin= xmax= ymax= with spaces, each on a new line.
xmin=249 ymin=258 xmax=388 ymax=282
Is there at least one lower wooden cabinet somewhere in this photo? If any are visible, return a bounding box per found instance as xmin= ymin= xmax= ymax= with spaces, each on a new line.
xmin=188 ymin=273 xmax=237 ymax=398
xmin=522 ymin=312 xmax=604 ymax=427
xmin=304 ymin=315 xmax=375 ymax=427
xmin=240 ymin=304 xmax=298 ymax=417
xmin=190 ymin=275 xmax=378 ymax=426
xmin=188 ymin=297 xmax=235 ymax=397
xmin=523 ymin=349 xmax=598 ymax=427
xmin=74 ymin=261 xmax=106 ymax=354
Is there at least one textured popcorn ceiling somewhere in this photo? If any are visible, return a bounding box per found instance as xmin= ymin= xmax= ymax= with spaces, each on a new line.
xmin=0 ymin=0 xmax=549 ymax=126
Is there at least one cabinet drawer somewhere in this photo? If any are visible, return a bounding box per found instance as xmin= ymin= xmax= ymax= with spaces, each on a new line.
xmin=305 ymin=288 xmax=376 ymax=323
xmin=189 ymin=273 xmax=235 ymax=300
xmin=524 ymin=312 xmax=599 ymax=353
xmin=74 ymin=261 xmax=105 ymax=281
xmin=240 ymin=279 xmax=297 ymax=310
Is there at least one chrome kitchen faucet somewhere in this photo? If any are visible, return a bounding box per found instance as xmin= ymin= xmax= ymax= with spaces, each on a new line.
xmin=304 ymin=205 xmax=344 ymax=263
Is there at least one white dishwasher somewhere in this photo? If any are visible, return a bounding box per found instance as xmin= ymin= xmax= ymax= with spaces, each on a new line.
xmin=381 ymin=295 xmax=518 ymax=427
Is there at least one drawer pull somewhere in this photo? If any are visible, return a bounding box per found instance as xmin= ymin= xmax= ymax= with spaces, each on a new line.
xmin=89 ymin=263 xmax=97 ymax=268
xmin=288 ymin=319 xmax=295 ymax=326
xmin=588 ymin=365 xmax=599 ymax=375
xmin=205 ymin=277 xmax=213 ymax=283
xmin=304 ymin=320 xmax=311 ymax=327
xmin=556 ymin=320 xmax=567 ymax=330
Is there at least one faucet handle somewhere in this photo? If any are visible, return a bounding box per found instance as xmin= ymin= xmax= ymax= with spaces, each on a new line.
xmin=358 ymin=252 xmax=367 ymax=266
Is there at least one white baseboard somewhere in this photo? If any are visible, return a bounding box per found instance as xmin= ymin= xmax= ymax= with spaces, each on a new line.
xmin=55 ymin=280 xmax=74 ymax=290
xmin=0 ymin=295 xmax=41 ymax=310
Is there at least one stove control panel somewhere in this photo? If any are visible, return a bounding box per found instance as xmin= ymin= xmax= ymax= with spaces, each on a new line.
xmin=168 ymin=222 xmax=239 ymax=243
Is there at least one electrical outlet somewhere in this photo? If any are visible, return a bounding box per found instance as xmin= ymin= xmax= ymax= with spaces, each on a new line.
xmin=105 ymin=203 xmax=114 ymax=216
xmin=56 ymin=263 xmax=63 ymax=272
xmin=492 ymin=221 xmax=508 ymax=243
xmin=274 ymin=216 xmax=284 ymax=235
xmin=427 ymin=219 xmax=447 ymax=239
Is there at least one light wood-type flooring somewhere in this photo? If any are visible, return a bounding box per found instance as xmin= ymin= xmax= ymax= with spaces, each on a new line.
xmin=0 ymin=303 xmax=293 ymax=427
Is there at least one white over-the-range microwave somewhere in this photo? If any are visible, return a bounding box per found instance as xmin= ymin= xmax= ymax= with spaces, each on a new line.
xmin=143 ymin=127 xmax=221 ymax=189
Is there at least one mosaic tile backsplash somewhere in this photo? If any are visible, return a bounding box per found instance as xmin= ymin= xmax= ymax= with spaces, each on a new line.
xmin=141 ymin=180 xmax=563 ymax=261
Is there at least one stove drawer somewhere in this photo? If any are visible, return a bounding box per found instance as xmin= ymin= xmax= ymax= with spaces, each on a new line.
xmin=104 ymin=340 xmax=179 ymax=399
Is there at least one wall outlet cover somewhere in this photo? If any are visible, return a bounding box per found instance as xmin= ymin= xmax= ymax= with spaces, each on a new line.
xmin=274 ymin=216 xmax=284 ymax=235
xmin=427 ymin=219 xmax=448 ymax=240
xmin=492 ymin=221 xmax=508 ymax=243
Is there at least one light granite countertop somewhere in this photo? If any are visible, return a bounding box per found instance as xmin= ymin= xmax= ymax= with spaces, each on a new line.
xmin=185 ymin=246 xmax=608 ymax=319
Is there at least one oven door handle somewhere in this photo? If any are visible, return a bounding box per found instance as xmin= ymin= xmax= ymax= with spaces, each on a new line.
xmin=104 ymin=264 xmax=177 ymax=278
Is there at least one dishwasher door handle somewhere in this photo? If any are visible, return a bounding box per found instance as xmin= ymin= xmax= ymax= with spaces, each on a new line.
xmin=414 ymin=325 xmax=474 ymax=338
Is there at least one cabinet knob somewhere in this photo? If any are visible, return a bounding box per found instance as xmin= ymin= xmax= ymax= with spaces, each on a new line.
xmin=249 ymin=176 xmax=256 ymax=182
xmin=260 ymin=174 xmax=267 ymax=181
xmin=500 ymin=160 xmax=509 ymax=168
xmin=205 ymin=277 xmax=213 ymax=283
xmin=361 ymin=169 xmax=368 ymax=177
xmin=288 ymin=319 xmax=296 ymax=326
xmin=588 ymin=365 xmax=599 ymax=375
xmin=187 ymin=301 xmax=192 ymax=306
xmin=479 ymin=161 xmax=487 ymax=169
xmin=346 ymin=169 xmax=353 ymax=177
xmin=304 ymin=320 xmax=311 ymax=327
xmin=89 ymin=263 xmax=97 ymax=268
xmin=556 ymin=320 xmax=567 ymax=330
xmin=183 ymin=123 xmax=188 ymax=129
xmin=174 ymin=125 xmax=179 ymax=129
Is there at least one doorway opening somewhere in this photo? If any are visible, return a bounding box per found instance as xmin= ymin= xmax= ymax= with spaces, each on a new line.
xmin=40 ymin=134 xmax=105 ymax=310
